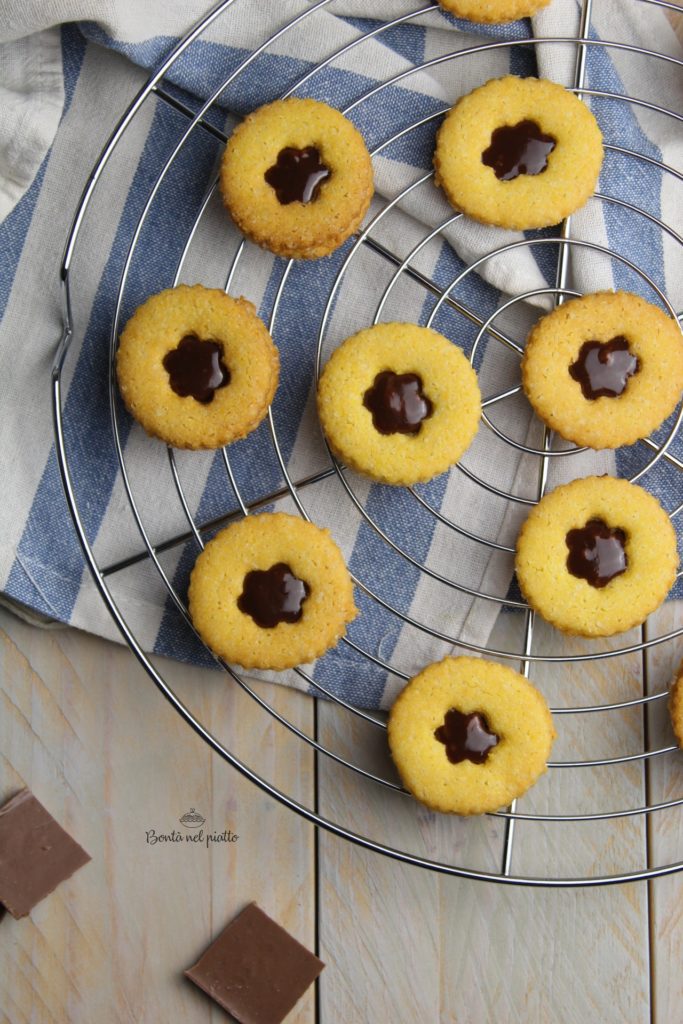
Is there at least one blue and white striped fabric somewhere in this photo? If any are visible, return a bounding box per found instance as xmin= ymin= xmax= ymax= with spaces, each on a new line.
xmin=1 ymin=0 xmax=681 ymax=708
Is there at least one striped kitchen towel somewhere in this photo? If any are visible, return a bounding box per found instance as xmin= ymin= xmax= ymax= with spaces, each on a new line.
xmin=1 ymin=0 xmax=681 ymax=708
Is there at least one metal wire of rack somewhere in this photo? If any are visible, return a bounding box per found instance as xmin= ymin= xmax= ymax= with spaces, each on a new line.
xmin=52 ymin=0 xmax=683 ymax=885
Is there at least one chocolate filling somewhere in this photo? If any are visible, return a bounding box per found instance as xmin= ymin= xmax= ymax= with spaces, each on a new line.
xmin=264 ymin=146 xmax=331 ymax=204
xmin=434 ymin=708 xmax=500 ymax=765
xmin=163 ymin=335 xmax=230 ymax=404
xmin=363 ymin=370 xmax=433 ymax=435
xmin=482 ymin=119 xmax=556 ymax=181
xmin=238 ymin=562 xmax=310 ymax=628
xmin=565 ymin=518 xmax=628 ymax=588
xmin=569 ymin=336 xmax=640 ymax=400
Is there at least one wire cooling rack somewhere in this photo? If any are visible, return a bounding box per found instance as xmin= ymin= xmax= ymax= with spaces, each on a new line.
xmin=52 ymin=0 xmax=683 ymax=886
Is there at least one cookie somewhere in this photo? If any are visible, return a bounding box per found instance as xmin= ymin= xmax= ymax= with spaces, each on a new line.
xmin=219 ymin=97 xmax=374 ymax=260
xmin=515 ymin=476 xmax=678 ymax=637
xmin=669 ymin=660 xmax=683 ymax=748
xmin=437 ymin=0 xmax=551 ymax=22
xmin=188 ymin=512 xmax=357 ymax=671
xmin=387 ymin=656 xmax=556 ymax=815
xmin=317 ymin=322 xmax=481 ymax=486
xmin=116 ymin=284 xmax=279 ymax=450
xmin=433 ymin=75 xmax=603 ymax=230
xmin=521 ymin=291 xmax=683 ymax=449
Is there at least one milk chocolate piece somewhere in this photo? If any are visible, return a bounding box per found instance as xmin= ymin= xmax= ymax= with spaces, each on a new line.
xmin=185 ymin=902 xmax=324 ymax=1024
xmin=0 ymin=789 xmax=91 ymax=919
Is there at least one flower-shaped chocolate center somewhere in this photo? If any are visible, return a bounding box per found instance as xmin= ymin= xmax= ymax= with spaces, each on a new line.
xmin=363 ymin=370 xmax=433 ymax=435
xmin=163 ymin=335 xmax=230 ymax=404
xmin=238 ymin=563 xmax=310 ymax=628
xmin=434 ymin=708 xmax=500 ymax=765
xmin=565 ymin=518 xmax=628 ymax=588
xmin=264 ymin=146 xmax=331 ymax=204
xmin=482 ymin=119 xmax=556 ymax=181
xmin=569 ymin=336 xmax=640 ymax=400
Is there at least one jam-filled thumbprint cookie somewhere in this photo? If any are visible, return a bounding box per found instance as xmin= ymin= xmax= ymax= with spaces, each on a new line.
xmin=515 ymin=476 xmax=678 ymax=637
xmin=436 ymin=0 xmax=552 ymax=22
xmin=522 ymin=291 xmax=683 ymax=449
xmin=188 ymin=513 xmax=357 ymax=671
xmin=434 ymin=75 xmax=603 ymax=230
xmin=116 ymin=284 xmax=279 ymax=450
xmin=220 ymin=97 xmax=374 ymax=259
xmin=388 ymin=656 xmax=556 ymax=815
xmin=317 ymin=322 xmax=481 ymax=486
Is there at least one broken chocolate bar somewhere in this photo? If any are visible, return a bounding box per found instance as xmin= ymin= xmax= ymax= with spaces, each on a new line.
xmin=0 ymin=789 xmax=91 ymax=919
xmin=185 ymin=902 xmax=324 ymax=1023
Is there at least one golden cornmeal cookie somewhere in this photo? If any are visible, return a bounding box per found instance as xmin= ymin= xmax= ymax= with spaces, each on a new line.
xmin=522 ymin=291 xmax=683 ymax=449
xmin=669 ymin=660 xmax=683 ymax=748
xmin=219 ymin=98 xmax=373 ymax=260
xmin=116 ymin=284 xmax=279 ymax=450
xmin=433 ymin=76 xmax=603 ymax=230
xmin=515 ymin=476 xmax=678 ymax=637
xmin=437 ymin=0 xmax=551 ymax=22
xmin=388 ymin=656 xmax=556 ymax=815
xmin=317 ymin=322 xmax=481 ymax=486
xmin=188 ymin=512 xmax=357 ymax=671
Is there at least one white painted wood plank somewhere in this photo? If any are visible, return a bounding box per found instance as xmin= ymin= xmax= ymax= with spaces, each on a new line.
xmin=642 ymin=10 xmax=682 ymax=1019
xmin=645 ymin=600 xmax=683 ymax=1024
xmin=512 ymin=619 xmax=647 ymax=880
xmin=315 ymin=705 xmax=439 ymax=1024
xmin=670 ymin=7 xmax=683 ymax=47
xmin=317 ymin=608 xmax=650 ymax=1024
xmin=314 ymin=656 xmax=507 ymax=1022
xmin=457 ymin=616 xmax=649 ymax=1024
xmin=647 ymin=12 xmax=683 ymax=1021
xmin=0 ymin=608 xmax=315 ymax=1024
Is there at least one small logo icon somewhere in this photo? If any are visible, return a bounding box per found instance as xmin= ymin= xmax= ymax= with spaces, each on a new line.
xmin=179 ymin=807 xmax=206 ymax=829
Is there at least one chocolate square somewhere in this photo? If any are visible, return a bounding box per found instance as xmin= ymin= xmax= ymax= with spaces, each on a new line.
xmin=0 ymin=789 xmax=91 ymax=919
xmin=185 ymin=902 xmax=324 ymax=1023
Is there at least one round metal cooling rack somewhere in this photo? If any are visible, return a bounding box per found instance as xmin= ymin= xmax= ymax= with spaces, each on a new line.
xmin=52 ymin=0 xmax=683 ymax=885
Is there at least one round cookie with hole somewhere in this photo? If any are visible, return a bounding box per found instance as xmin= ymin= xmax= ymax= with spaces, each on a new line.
xmin=317 ymin=322 xmax=481 ymax=486
xmin=436 ymin=0 xmax=552 ymax=22
xmin=116 ymin=284 xmax=279 ymax=450
xmin=387 ymin=655 xmax=556 ymax=815
xmin=433 ymin=75 xmax=603 ymax=230
xmin=521 ymin=291 xmax=683 ymax=449
xmin=220 ymin=97 xmax=374 ymax=260
xmin=515 ymin=475 xmax=678 ymax=637
xmin=188 ymin=512 xmax=357 ymax=671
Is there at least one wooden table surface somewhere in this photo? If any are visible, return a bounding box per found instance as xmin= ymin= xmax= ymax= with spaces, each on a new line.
xmin=1 ymin=594 xmax=682 ymax=1024
xmin=2 ymin=9 xmax=682 ymax=1023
